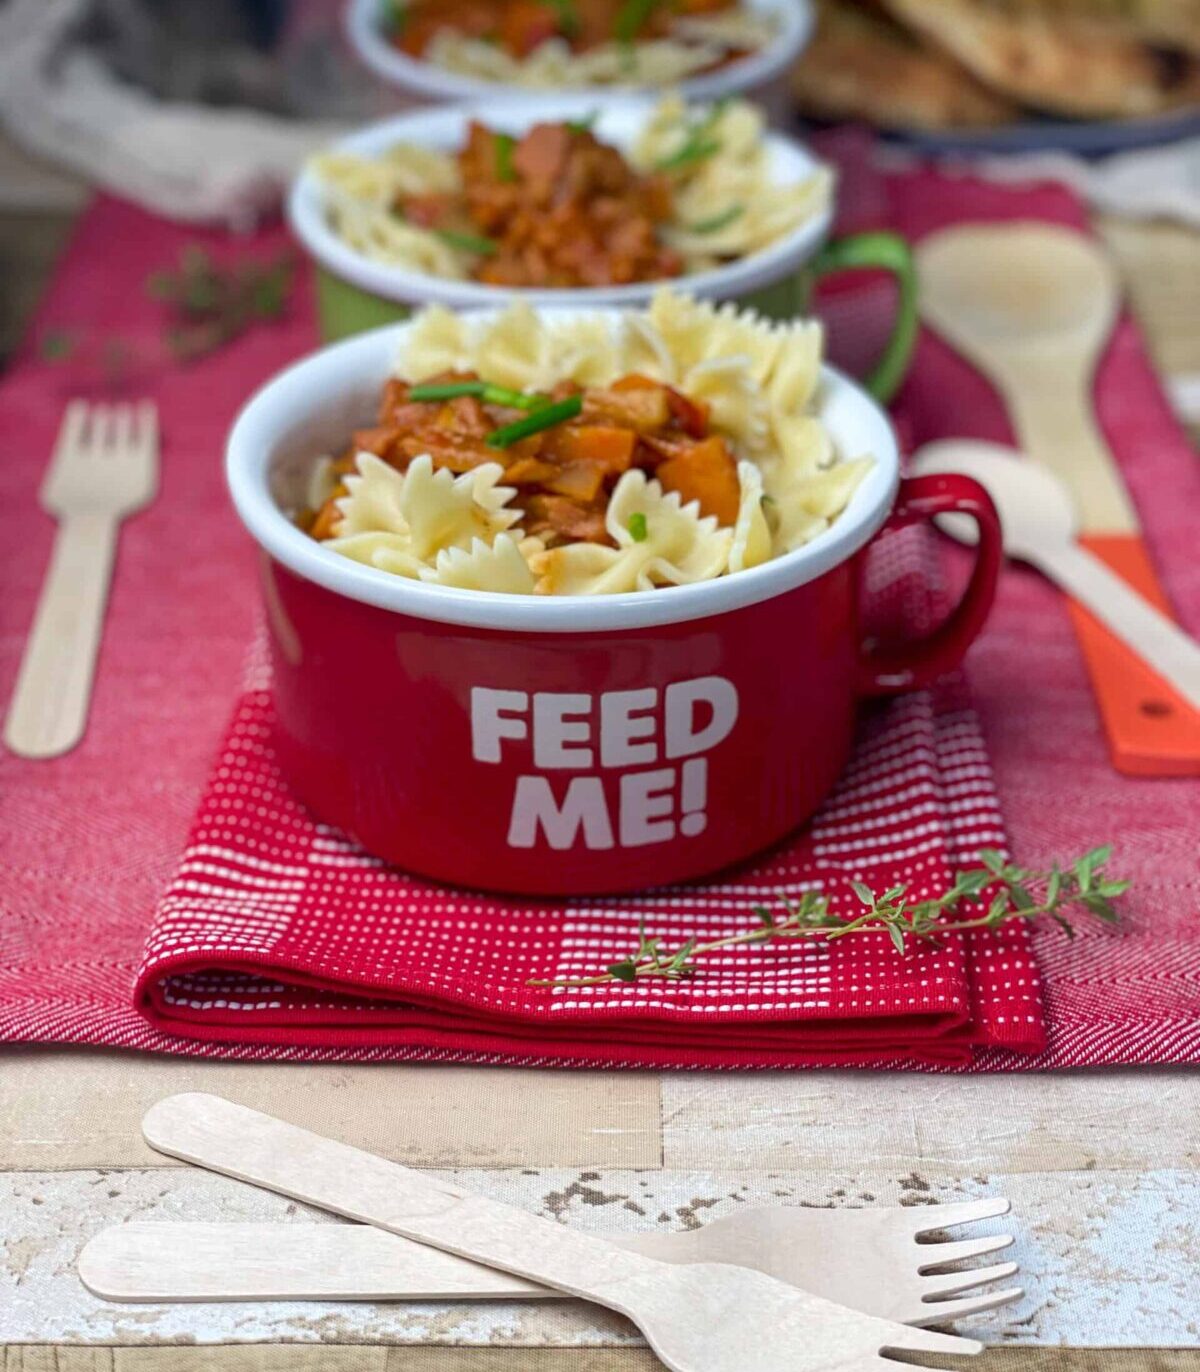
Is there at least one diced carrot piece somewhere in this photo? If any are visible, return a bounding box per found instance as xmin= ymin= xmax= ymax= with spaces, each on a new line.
xmin=545 ymin=460 xmax=606 ymax=503
xmin=655 ymin=436 xmax=741 ymax=526
xmin=543 ymin=425 xmax=636 ymax=473
xmin=583 ymin=386 xmax=671 ymax=432
xmin=503 ymin=457 xmax=560 ymax=485
xmin=611 ymin=373 xmax=662 ymax=392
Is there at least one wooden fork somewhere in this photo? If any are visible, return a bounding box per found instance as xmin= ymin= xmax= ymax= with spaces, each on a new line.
xmin=80 ymin=1200 xmax=1018 ymax=1326
xmin=143 ymin=1094 xmax=984 ymax=1372
xmin=5 ymin=400 xmax=158 ymax=759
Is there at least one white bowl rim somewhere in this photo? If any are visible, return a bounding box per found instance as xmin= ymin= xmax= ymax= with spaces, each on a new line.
xmin=286 ymin=95 xmax=834 ymax=310
xmin=226 ymin=308 xmax=900 ymax=635
xmin=343 ymin=0 xmax=813 ymax=104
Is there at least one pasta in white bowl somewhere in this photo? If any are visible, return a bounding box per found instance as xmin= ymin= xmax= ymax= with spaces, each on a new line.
xmin=344 ymin=0 xmax=812 ymax=107
xmin=287 ymin=96 xmax=835 ymax=313
xmin=295 ymin=291 xmax=875 ymax=599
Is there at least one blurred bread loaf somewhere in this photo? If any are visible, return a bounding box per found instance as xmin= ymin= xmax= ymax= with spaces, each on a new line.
xmin=794 ymin=0 xmax=1200 ymax=129
xmin=792 ymin=0 xmax=1020 ymax=129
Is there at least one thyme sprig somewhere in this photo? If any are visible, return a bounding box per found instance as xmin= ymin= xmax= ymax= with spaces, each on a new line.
xmin=527 ymin=847 xmax=1127 ymax=988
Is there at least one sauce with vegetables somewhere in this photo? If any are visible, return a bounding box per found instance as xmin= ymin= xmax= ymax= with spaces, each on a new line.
xmin=304 ymin=371 xmax=741 ymax=546
xmin=387 ymin=0 xmax=747 ymax=65
xmin=399 ymin=119 xmax=684 ymax=287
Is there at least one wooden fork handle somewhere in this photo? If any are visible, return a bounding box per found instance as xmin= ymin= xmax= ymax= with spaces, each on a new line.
xmin=4 ymin=513 xmax=118 ymax=759
xmin=1065 ymin=535 xmax=1200 ymax=776
xmin=142 ymin=1094 xmax=656 ymax=1309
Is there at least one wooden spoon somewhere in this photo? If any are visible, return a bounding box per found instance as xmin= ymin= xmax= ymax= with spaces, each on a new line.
xmin=917 ymin=223 xmax=1200 ymax=775
xmin=911 ymin=440 xmax=1200 ymax=713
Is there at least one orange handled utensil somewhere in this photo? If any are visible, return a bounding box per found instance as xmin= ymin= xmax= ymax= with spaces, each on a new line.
xmin=917 ymin=223 xmax=1200 ymax=776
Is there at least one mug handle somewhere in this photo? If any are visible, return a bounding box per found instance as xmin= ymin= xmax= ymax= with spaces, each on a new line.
xmin=810 ymin=231 xmax=918 ymax=406
xmin=857 ymin=473 xmax=1003 ymax=697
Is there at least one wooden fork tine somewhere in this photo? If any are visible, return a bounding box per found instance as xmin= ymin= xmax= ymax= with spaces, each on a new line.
xmin=112 ymin=404 xmax=135 ymax=454
xmin=908 ymin=1197 xmax=1010 ymax=1233
xmin=90 ymin=403 xmax=115 ymax=454
xmin=922 ymin=1260 xmax=1019 ymax=1298
xmin=916 ymin=1286 xmax=1024 ymax=1326
xmin=42 ymin=400 xmax=88 ymax=489
xmin=918 ymin=1234 xmax=1014 ymax=1268
xmin=883 ymin=1323 xmax=983 ymax=1357
xmin=136 ymin=400 xmax=159 ymax=457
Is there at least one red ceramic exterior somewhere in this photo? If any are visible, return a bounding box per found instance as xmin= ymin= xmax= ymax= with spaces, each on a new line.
xmin=264 ymin=474 xmax=1001 ymax=895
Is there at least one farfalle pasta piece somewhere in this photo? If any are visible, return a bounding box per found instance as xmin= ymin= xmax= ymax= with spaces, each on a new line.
xmin=312 ymin=146 xmax=459 ymax=205
xmin=547 ymin=315 xmax=622 ymax=387
xmin=320 ymin=191 xmax=468 ymax=279
xmin=473 ymin=302 xmax=553 ymax=391
xmin=679 ymin=356 xmax=768 ymax=456
xmin=401 ymin=455 xmax=521 ymax=560
xmin=534 ymin=469 xmax=732 ymax=596
xmin=419 ymin=533 xmax=537 ymax=594
xmin=324 ymin=530 xmax=424 ymax=579
xmin=424 ymin=31 xmax=733 ymax=89
xmin=614 ymin=312 xmax=677 ymax=383
xmin=767 ymin=459 xmax=873 ymax=555
xmin=334 ymin=452 xmax=408 ymax=536
xmin=648 ymin=291 xmax=785 ymax=386
xmin=400 ymin=305 xmax=472 ymax=378
xmin=330 ymin=452 xmax=521 ymax=568
xmin=729 ymin=460 xmax=772 ymax=575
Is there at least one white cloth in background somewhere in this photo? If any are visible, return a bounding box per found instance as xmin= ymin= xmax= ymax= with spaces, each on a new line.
xmin=0 ymin=0 xmax=347 ymax=227
xmin=962 ymin=140 xmax=1200 ymax=230
xmin=874 ymin=136 xmax=1200 ymax=230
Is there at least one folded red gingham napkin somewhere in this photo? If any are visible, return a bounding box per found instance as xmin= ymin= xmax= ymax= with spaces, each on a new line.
xmin=131 ymin=519 xmax=1045 ymax=1068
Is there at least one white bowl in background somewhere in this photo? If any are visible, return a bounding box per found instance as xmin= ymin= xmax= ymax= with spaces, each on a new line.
xmin=287 ymin=96 xmax=834 ymax=313
xmin=344 ymin=0 xmax=813 ymax=109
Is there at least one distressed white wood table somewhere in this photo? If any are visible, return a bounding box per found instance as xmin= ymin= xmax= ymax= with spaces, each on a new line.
xmin=1 ymin=1053 xmax=1198 ymax=1358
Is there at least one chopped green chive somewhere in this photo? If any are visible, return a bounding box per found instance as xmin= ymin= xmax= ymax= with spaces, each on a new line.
xmin=687 ymin=204 xmax=745 ymax=234
xmin=483 ymin=384 xmax=548 ymax=411
xmin=654 ymin=136 xmax=721 ymax=172
xmin=565 ymin=110 xmax=600 ymax=134
xmin=380 ymin=0 xmax=406 ymax=34
xmin=494 ymin=132 xmax=517 ymax=183
xmin=628 ymin=512 xmax=649 ymax=542
xmin=614 ymin=0 xmax=659 ymax=43
xmin=486 ymin=394 xmax=583 ymax=448
xmin=435 ymin=228 xmax=498 ymax=257
xmin=409 ymin=379 xmax=549 ymax=410
xmin=410 ymin=380 xmax=486 ymax=402
xmin=654 ymin=98 xmax=731 ymax=172
xmin=549 ymin=0 xmax=580 ymax=38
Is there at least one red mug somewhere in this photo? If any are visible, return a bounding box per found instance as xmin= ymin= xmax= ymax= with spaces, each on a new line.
xmin=229 ymin=318 xmax=1001 ymax=896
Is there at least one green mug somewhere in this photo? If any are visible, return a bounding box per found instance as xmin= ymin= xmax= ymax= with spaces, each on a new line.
xmin=314 ymin=229 xmax=917 ymax=404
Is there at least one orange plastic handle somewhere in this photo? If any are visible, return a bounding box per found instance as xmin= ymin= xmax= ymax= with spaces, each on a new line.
xmin=1069 ymin=534 xmax=1200 ymax=776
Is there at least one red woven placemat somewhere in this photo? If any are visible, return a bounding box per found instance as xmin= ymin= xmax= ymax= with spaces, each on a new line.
xmin=1 ymin=150 xmax=1196 ymax=1067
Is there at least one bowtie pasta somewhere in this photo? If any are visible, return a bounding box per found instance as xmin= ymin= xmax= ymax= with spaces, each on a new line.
xmin=298 ymin=291 xmax=873 ymax=596
xmin=310 ymin=97 xmax=831 ymax=290
xmin=380 ymin=1 xmax=777 ymax=89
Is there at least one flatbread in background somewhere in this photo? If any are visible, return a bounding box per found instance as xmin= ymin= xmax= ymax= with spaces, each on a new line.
xmin=972 ymin=0 xmax=1200 ymax=57
xmin=792 ymin=0 xmax=1020 ymax=130
xmin=883 ymin=0 xmax=1200 ymax=117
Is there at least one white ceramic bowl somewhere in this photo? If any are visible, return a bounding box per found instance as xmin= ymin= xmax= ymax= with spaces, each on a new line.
xmin=226 ymin=308 xmax=899 ymax=634
xmin=287 ymin=96 xmax=834 ymax=313
xmin=344 ymin=0 xmax=812 ymax=106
